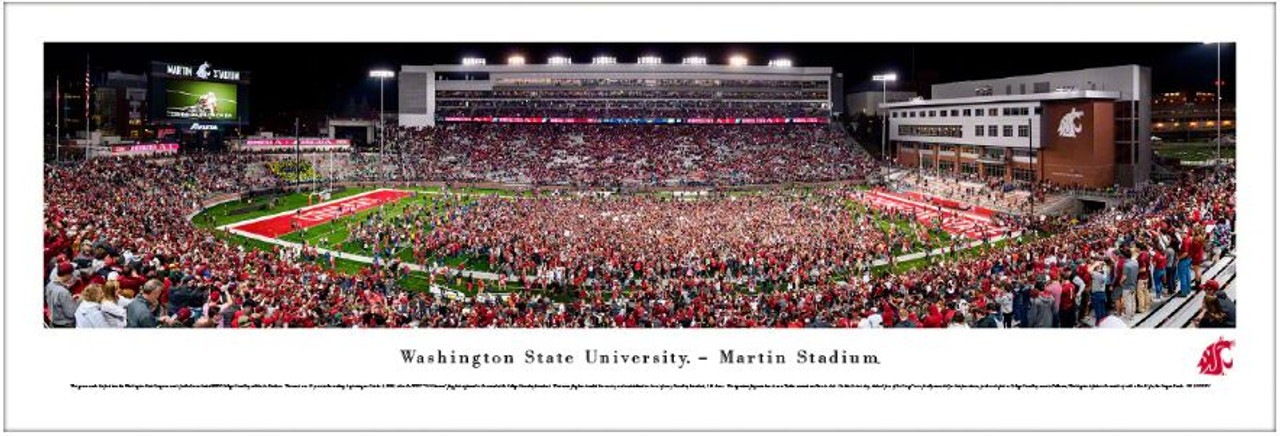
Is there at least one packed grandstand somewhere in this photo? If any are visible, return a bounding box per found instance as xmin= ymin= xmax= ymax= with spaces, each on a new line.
xmin=44 ymin=79 xmax=1236 ymax=329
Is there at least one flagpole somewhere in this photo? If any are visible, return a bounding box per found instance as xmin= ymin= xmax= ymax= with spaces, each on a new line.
xmin=85 ymin=53 xmax=91 ymax=158
xmin=55 ymin=75 xmax=61 ymax=163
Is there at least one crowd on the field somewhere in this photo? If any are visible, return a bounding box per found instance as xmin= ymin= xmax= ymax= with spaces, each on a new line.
xmin=898 ymin=172 xmax=1041 ymax=214
xmin=44 ymin=146 xmax=1236 ymax=329
xmin=418 ymin=191 xmax=895 ymax=289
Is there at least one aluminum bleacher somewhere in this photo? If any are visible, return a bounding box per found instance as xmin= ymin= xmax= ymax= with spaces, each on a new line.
xmin=1132 ymin=254 xmax=1237 ymax=328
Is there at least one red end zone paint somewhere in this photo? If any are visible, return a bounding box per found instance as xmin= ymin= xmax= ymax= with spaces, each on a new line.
xmin=851 ymin=189 xmax=1011 ymax=240
xmin=231 ymin=189 xmax=412 ymax=238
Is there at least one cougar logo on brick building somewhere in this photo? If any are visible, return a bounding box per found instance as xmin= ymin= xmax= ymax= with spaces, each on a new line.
xmin=1197 ymin=336 xmax=1234 ymax=376
xmin=1057 ymin=108 xmax=1085 ymax=138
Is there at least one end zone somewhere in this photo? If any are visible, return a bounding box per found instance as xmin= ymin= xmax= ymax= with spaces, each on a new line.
xmin=221 ymin=188 xmax=413 ymax=238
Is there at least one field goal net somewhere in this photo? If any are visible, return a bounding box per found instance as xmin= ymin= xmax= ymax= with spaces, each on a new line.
xmin=306 ymin=190 xmax=332 ymax=205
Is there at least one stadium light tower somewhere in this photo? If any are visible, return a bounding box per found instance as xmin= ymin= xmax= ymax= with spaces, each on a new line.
xmin=638 ymin=55 xmax=662 ymax=65
xmin=728 ymin=55 xmax=749 ymax=67
xmin=462 ymin=57 xmax=486 ymax=66
xmin=507 ymin=55 xmax=526 ymax=65
xmin=548 ymin=56 xmax=572 ymax=65
xmin=592 ymin=56 xmax=617 ymax=65
xmin=872 ymin=73 xmax=898 ymax=160
xmin=767 ymin=59 xmax=793 ymax=68
xmin=369 ymin=69 xmax=395 ymax=181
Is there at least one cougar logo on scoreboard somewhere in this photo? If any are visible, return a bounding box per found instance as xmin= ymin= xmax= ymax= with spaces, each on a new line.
xmin=196 ymin=62 xmax=212 ymax=80
xmin=1057 ymin=108 xmax=1085 ymax=138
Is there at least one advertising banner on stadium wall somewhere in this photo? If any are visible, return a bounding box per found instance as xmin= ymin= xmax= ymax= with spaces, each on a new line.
xmin=88 ymin=143 xmax=180 ymax=158
xmin=236 ymin=138 xmax=351 ymax=153
xmin=441 ymin=117 xmax=828 ymax=124
xmin=243 ymin=138 xmax=352 ymax=146
xmin=109 ymin=143 xmax=179 ymax=154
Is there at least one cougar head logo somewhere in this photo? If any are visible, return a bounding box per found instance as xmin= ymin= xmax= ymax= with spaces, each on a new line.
xmin=196 ymin=62 xmax=211 ymax=80
xmin=1057 ymin=108 xmax=1084 ymax=138
xmin=1197 ymin=336 xmax=1234 ymax=376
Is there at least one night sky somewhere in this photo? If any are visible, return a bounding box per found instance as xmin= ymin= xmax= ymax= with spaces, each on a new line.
xmin=45 ymin=42 xmax=1234 ymax=131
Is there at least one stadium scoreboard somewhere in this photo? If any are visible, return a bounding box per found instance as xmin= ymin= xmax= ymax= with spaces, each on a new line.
xmin=150 ymin=61 xmax=250 ymax=128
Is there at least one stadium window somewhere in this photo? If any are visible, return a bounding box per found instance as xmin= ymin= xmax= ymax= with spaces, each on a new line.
xmin=963 ymin=109 xmax=972 ymax=116
xmin=1012 ymin=168 xmax=1035 ymax=182
xmin=975 ymin=125 xmax=984 ymax=137
xmin=1018 ymin=125 xmax=1030 ymax=137
xmin=961 ymin=162 xmax=977 ymax=175
xmin=1020 ymin=83 xmax=1027 ymax=94
xmin=988 ymin=108 xmax=998 ymax=116
xmin=940 ymin=111 xmax=947 ymax=118
xmin=951 ymin=109 xmax=959 ymax=116
xmin=981 ymin=147 xmax=1004 ymax=160
xmin=1003 ymin=125 xmax=1013 ymax=137
xmin=1034 ymin=81 xmax=1050 ymax=93
xmin=1034 ymin=106 xmax=1042 ymax=115
xmin=939 ymin=160 xmax=956 ymax=173
xmin=1005 ymin=85 xmax=1012 ymax=95
xmin=985 ymin=164 xmax=1006 ymax=179
xmin=988 ymin=125 xmax=998 ymax=137
xmin=928 ymin=110 xmax=936 ymax=117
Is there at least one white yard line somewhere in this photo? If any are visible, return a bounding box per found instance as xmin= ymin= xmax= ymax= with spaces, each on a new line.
xmin=868 ymin=190 xmax=999 ymax=224
xmin=214 ymin=187 xmax=1020 ymax=292
xmin=216 ymin=190 xmax=526 ymax=291
xmin=223 ymin=225 xmax=512 ymax=286
xmin=215 ymin=188 xmax=408 ymax=231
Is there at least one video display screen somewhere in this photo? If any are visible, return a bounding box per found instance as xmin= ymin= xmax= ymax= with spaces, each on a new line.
xmin=164 ymin=80 xmax=238 ymax=120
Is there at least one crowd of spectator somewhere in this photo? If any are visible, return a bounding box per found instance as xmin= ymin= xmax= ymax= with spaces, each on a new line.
xmin=43 ymin=139 xmax=1235 ymax=329
xmin=897 ymin=172 xmax=1040 ymax=214
xmin=417 ymin=190 xmax=894 ymax=289
xmin=387 ymin=123 xmax=876 ymax=186
xmin=436 ymin=101 xmax=828 ymax=118
xmin=438 ymin=89 xmax=827 ymax=100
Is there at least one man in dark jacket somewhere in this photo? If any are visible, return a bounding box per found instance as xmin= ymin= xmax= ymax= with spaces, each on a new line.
xmin=974 ymin=303 xmax=1001 ymax=328
xmin=127 ymin=279 xmax=173 ymax=328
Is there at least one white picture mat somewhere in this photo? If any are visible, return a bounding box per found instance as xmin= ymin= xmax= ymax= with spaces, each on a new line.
xmin=2 ymin=2 xmax=1274 ymax=431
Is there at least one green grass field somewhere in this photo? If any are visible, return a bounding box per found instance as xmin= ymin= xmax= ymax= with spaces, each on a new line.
xmin=273 ymin=190 xmax=497 ymax=272
xmin=870 ymin=230 xmax=1037 ymax=276
xmin=1154 ymin=142 xmax=1235 ymax=162
xmin=199 ymin=184 xmax=1029 ymax=297
xmin=193 ymin=187 xmax=375 ymax=229
xmin=846 ymin=200 xmax=952 ymax=256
